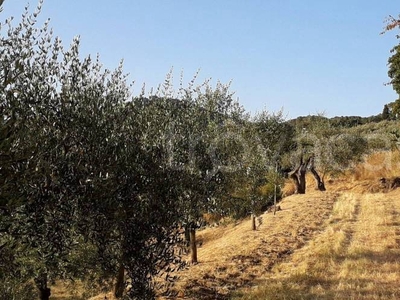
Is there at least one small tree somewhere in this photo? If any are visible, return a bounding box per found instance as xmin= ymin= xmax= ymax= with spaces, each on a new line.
xmin=222 ymin=111 xmax=287 ymax=229
xmin=288 ymin=116 xmax=370 ymax=193
xmin=287 ymin=116 xmax=333 ymax=193
xmin=242 ymin=123 xmax=271 ymax=230
xmin=176 ymin=80 xmax=245 ymax=263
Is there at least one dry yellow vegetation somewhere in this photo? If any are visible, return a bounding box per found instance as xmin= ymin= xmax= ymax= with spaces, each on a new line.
xmin=52 ymin=151 xmax=400 ymax=300
xmin=236 ymin=189 xmax=400 ymax=300
xmin=161 ymin=190 xmax=338 ymax=300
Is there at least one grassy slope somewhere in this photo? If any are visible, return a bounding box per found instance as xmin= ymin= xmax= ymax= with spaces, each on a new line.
xmin=235 ymin=189 xmax=400 ymax=300
xmin=163 ymin=190 xmax=338 ymax=300
xmin=162 ymin=152 xmax=400 ymax=299
xmin=52 ymin=152 xmax=400 ymax=300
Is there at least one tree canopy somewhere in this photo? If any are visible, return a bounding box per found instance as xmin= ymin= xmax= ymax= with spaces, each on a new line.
xmin=2 ymin=2 xmax=395 ymax=299
xmin=0 ymin=3 xmax=286 ymax=298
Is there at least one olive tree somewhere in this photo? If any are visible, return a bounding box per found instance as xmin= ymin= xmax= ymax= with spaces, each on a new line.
xmin=149 ymin=78 xmax=246 ymax=264
xmin=214 ymin=110 xmax=289 ymax=230
xmin=287 ymin=116 xmax=368 ymax=194
xmin=0 ymin=3 xmax=185 ymax=299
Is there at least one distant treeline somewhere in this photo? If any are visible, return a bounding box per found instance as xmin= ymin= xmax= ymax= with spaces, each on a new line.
xmin=288 ymin=113 xmax=384 ymax=130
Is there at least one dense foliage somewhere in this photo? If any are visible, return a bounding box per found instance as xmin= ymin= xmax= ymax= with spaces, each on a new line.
xmin=0 ymin=3 xmax=194 ymax=298
xmin=1 ymin=2 xmax=398 ymax=300
xmin=0 ymin=3 xmax=283 ymax=299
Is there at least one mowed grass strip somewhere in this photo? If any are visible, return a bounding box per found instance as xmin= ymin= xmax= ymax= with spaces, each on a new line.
xmin=235 ymin=189 xmax=400 ymax=300
xmin=162 ymin=191 xmax=338 ymax=299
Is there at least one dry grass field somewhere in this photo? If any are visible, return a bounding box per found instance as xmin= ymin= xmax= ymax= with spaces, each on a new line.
xmin=235 ymin=189 xmax=400 ymax=300
xmin=162 ymin=190 xmax=339 ymax=300
xmin=51 ymin=151 xmax=400 ymax=299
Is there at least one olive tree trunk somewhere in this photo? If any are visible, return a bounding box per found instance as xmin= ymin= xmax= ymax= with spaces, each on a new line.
xmin=309 ymin=156 xmax=326 ymax=191
xmin=273 ymin=183 xmax=278 ymax=215
xmin=114 ymin=263 xmax=125 ymax=298
xmin=251 ymin=214 xmax=256 ymax=231
xmin=189 ymin=228 xmax=197 ymax=264
xmin=289 ymin=156 xmax=310 ymax=194
xmin=35 ymin=273 xmax=51 ymax=300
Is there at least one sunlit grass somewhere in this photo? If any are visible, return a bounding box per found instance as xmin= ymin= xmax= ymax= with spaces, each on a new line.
xmin=352 ymin=151 xmax=400 ymax=181
xmin=51 ymin=151 xmax=400 ymax=299
xmin=234 ymin=190 xmax=400 ymax=300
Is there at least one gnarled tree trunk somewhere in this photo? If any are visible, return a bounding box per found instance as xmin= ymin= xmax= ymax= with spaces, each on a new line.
xmin=289 ymin=156 xmax=310 ymax=194
xmin=309 ymin=156 xmax=326 ymax=191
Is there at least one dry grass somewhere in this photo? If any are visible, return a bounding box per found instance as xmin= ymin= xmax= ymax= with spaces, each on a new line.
xmin=352 ymin=151 xmax=400 ymax=181
xmin=281 ymin=178 xmax=296 ymax=197
xmin=234 ymin=189 xmax=400 ymax=300
xmin=51 ymin=151 xmax=400 ymax=299
xmin=323 ymin=151 xmax=400 ymax=195
xmin=159 ymin=190 xmax=338 ymax=299
xmin=50 ymin=281 xmax=114 ymax=300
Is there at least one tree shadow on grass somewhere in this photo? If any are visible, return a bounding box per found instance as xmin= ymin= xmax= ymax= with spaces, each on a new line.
xmin=232 ymin=247 xmax=400 ymax=300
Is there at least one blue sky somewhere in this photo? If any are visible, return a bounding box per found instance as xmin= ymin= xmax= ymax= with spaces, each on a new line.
xmin=2 ymin=1 xmax=400 ymax=118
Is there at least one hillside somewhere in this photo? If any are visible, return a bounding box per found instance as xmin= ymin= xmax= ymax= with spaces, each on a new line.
xmin=156 ymin=189 xmax=400 ymax=299
xmin=236 ymin=189 xmax=400 ymax=300
xmin=81 ymin=189 xmax=338 ymax=300
xmin=163 ymin=190 xmax=338 ymax=299
xmin=52 ymin=153 xmax=400 ymax=300
xmin=159 ymin=179 xmax=400 ymax=300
